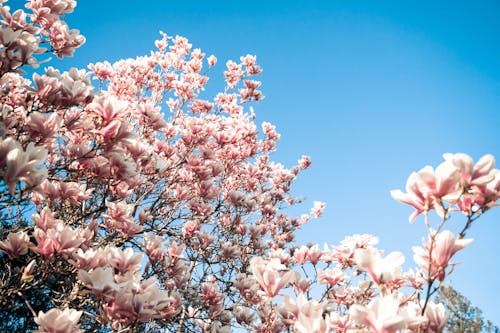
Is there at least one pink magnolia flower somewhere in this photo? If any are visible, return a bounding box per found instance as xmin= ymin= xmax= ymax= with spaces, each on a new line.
xmin=298 ymin=155 xmax=312 ymax=169
xmin=413 ymin=229 xmax=473 ymax=281
xmin=293 ymin=295 xmax=330 ymax=333
xmin=32 ymin=207 xmax=61 ymax=231
xmin=224 ymin=60 xmax=244 ymax=88
xmin=104 ymin=201 xmax=142 ymax=236
xmin=88 ymin=61 xmax=113 ymax=80
xmin=143 ymin=234 xmax=166 ymax=263
xmin=323 ymin=234 xmax=378 ymax=267
xmin=293 ymin=245 xmax=309 ymax=265
xmin=354 ymin=249 xmax=405 ymax=285
xmin=250 ymin=257 xmax=295 ymax=298
xmin=0 ymin=138 xmax=47 ymax=194
xmin=424 ymin=301 xmax=449 ymax=333
xmin=443 ymin=153 xmax=495 ymax=187
xmin=27 ymin=0 xmax=77 ymax=16
xmin=70 ymin=247 xmax=107 ymax=270
xmin=106 ymin=247 xmax=143 ymax=274
xmin=26 ymin=111 xmax=61 ymax=142
xmin=307 ymin=244 xmax=323 ymax=264
xmin=310 ymin=201 xmax=326 ymax=218
xmin=318 ymin=267 xmax=345 ymax=286
xmin=0 ymin=230 xmax=30 ymax=258
xmin=391 ymin=160 xmax=460 ymax=222
xmin=51 ymin=223 xmax=86 ymax=253
xmin=32 ymin=222 xmax=85 ymax=257
xmin=443 ymin=153 xmax=497 ymax=212
xmin=484 ymin=169 xmax=500 ymax=207
xmin=78 ymin=267 xmax=119 ymax=298
xmin=34 ymin=307 xmax=82 ymax=333
xmin=349 ymin=294 xmax=425 ymax=333
xmin=49 ymin=21 xmax=85 ymax=58
xmin=182 ymin=219 xmax=200 ymax=238
xmin=328 ymin=313 xmax=352 ymax=333
xmin=207 ymin=55 xmax=217 ymax=67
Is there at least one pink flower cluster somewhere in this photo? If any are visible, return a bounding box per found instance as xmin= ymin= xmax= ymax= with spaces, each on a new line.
xmin=391 ymin=153 xmax=499 ymax=222
xmin=0 ymin=1 xmax=497 ymax=332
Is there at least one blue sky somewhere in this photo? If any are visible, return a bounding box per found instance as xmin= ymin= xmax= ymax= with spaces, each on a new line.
xmin=51 ymin=0 xmax=500 ymax=323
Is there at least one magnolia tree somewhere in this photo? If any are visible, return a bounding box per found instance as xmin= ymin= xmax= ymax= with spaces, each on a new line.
xmin=0 ymin=1 xmax=499 ymax=332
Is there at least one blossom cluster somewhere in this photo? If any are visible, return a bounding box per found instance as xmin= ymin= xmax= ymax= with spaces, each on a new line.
xmin=0 ymin=0 xmax=497 ymax=332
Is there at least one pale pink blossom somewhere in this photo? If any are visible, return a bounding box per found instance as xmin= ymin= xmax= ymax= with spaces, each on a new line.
xmin=34 ymin=307 xmax=82 ymax=333
xmin=224 ymin=60 xmax=244 ymax=88
xmin=26 ymin=111 xmax=61 ymax=142
xmin=424 ymin=301 xmax=449 ymax=333
xmin=143 ymin=234 xmax=166 ymax=263
xmin=106 ymin=247 xmax=143 ymax=274
xmin=293 ymin=245 xmax=309 ymax=265
xmin=298 ymin=155 xmax=312 ymax=169
xmin=0 ymin=230 xmax=30 ymax=258
xmin=182 ymin=219 xmax=200 ymax=238
xmin=443 ymin=153 xmax=495 ymax=187
xmin=48 ymin=20 xmax=85 ymax=58
xmin=310 ymin=201 xmax=326 ymax=218
xmin=294 ymin=299 xmax=330 ymax=333
xmin=354 ymin=249 xmax=405 ymax=285
xmin=318 ymin=267 xmax=345 ymax=285
xmin=78 ymin=267 xmax=119 ymax=298
xmin=250 ymin=257 xmax=295 ymax=298
xmin=32 ymin=207 xmax=61 ymax=231
xmin=104 ymin=201 xmax=142 ymax=236
xmin=27 ymin=0 xmax=77 ymax=16
xmin=413 ymin=229 xmax=473 ymax=281
xmin=391 ymin=162 xmax=460 ymax=222
xmin=70 ymin=248 xmax=107 ymax=270
xmin=349 ymin=294 xmax=425 ymax=333
xmin=88 ymin=61 xmax=113 ymax=80
xmin=207 ymin=54 xmax=217 ymax=66
xmin=307 ymin=244 xmax=323 ymax=264
xmin=0 ymin=138 xmax=47 ymax=194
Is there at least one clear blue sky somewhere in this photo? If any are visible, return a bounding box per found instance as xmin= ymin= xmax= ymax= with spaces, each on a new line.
xmin=53 ymin=0 xmax=500 ymax=323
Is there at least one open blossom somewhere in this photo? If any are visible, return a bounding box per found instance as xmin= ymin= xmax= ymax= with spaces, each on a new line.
xmin=280 ymin=293 xmax=330 ymax=333
xmin=392 ymin=153 xmax=500 ymax=220
xmin=443 ymin=153 xmax=498 ymax=211
xmin=413 ymin=229 xmax=473 ymax=281
xmin=443 ymin=153 xmax=495 ymax=187
xmin=224 ymin=60 xmax=244 ymax=88
xmin=354 ymin=249 xmax=405 ymax=285
xmin=391 ymin=160 xmax=461 ymax=221
xmin=0 ymin=230 xmax=30 ymax=258
xmin=298 ymin=155 xmax=312 ymax=169
xmin=32 ymin=222 xmax=85 ymax=257
xmin=207 ymin=54 xmax=217 ymax=66
xmin=143 ymin=234 xmax=166 ymax=263
xmin=318 ymin=267 xmax=345 ymax=286
xmin=78 ymin=267 xmax=119 ymax=298
xmin=310 ymin=201 xmax=326 ymax=218
xmin=106 ymin=247 xmax=143 ymax=274
xmin=293 ymin=246 xmax=309 ymax=265
xmin=104 ymin=201 xmax=142 ymax=236
xmin=0 ymin=138 xmax=48 ymax=194
xmin=424 ymin=301 xmax=449 ymax=333
xmin=88 ymin=60 xmax=113 ymax=80
xmin=250 ymin=257 xmax=295 ymax=298
xmin=323 ymin=234 xmax=378 ymax=267
xmin=34 ymin=308 xmax=82 ymax=333
xmin=349 ymin=294 xmax=425 ymax=333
